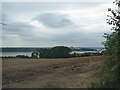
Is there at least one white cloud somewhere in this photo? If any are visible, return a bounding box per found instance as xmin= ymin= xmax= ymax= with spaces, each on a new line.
xmin=29 ymin=20 xmax=44 ymax=27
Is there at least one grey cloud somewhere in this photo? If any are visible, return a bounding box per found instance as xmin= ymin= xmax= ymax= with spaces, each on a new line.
xmin=3 ymin=21 xmax=34 ymax=32
xmin=2 ymin=2 xmax=108 ymax=47
xmin=25 ymin=31 xmax=104 ymax=47
xmin=34 ymin=13 xmax=73 ymax=28
xmin=45 ymin=32 xmax=104 ymax=47
xmin=2 ymin=21 xmax=35 ymax=40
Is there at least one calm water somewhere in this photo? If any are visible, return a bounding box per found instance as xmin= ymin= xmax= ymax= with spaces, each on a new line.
xmin=0 ymin=52 xmax=33 ymax=57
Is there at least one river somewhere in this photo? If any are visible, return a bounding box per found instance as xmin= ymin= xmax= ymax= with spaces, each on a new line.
xmin=0 ymin=52 xmax=33 ymax=57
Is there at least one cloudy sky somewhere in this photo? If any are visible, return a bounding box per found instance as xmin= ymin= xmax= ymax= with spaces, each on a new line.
xmin=1 ymin=1 xmax=115 ymax=47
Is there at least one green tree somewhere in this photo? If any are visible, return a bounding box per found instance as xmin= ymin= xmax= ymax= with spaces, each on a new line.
xmin=51 ymin=46 xmax=71 ymax=58
xmin=37 ymin=48 xmax=51 ymax=58
xmin=36 ymin=46 xmax=71 ymax=58
xmin=98 ymin=0 xmax=120 ymax=88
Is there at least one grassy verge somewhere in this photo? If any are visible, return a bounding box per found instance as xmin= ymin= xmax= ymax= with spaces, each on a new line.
xmin=40 ymin=81 xmax=66 ymax=88
xmin=91 ymin=59 xmax=120 ymax=88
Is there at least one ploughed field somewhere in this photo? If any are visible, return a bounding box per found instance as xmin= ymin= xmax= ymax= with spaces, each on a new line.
xmin=2 ymin=56 xmax=105 ymax=88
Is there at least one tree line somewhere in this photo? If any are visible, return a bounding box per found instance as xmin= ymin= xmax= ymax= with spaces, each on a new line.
xmin=31 ymin=46 xmax=103 ymax=59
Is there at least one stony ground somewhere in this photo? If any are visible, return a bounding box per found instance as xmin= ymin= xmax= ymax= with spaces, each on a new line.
xmin=2 ymin=56 xmax=105 ymax=88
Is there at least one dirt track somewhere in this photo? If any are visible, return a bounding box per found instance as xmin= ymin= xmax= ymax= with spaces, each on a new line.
xmin=2 ymin=56 xmax=105 ymax=88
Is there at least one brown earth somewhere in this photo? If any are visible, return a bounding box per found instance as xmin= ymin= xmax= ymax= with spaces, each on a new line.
xmin=2 ymin=56 xmax=105 ymax=88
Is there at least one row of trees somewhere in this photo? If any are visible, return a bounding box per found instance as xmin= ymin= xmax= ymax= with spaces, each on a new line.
xmin=31 ymin=46 xmax=103 ymax=58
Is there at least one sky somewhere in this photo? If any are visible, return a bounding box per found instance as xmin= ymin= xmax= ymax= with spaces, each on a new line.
xmin=1 ymin=1 xmax=116 ymax=47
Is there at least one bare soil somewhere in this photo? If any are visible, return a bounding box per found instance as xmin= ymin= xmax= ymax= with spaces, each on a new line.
xmin=2 ymin=56 xmax=105 ymax=88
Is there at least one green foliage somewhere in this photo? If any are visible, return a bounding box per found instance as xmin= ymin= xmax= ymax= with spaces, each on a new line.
xmin=91 ymin=74 xmax=120 ymax=88
xmin=104 ymin=0 xmax=120 ymax=71
xmin=93 ymin=0 xmax=120 ymax=88
xmin=80 ymin=52 xmax=103 ymax=57
xmin=37 ymin=48 xmax=51 ymax=58
xmin=36 ymin=46 xmax=71 ymax=58
xmin=51 ymin=46 xmax=71 ymax=58
xmin=16 ymin=55 xmax=29 ymax=58
xmin=70 ymin=52 xmax=103 ymax=57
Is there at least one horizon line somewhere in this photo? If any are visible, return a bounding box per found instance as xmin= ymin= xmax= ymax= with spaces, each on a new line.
xmin=0 ymin=46 xmax=104 ymax=48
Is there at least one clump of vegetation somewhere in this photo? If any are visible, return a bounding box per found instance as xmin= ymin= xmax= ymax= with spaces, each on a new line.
xmin=80 ymin=52 xmax=103 ymax=57
xmin=92 ymin=0 xmax=120 ymax=88
xmin=2 ymin=56 xmax=16 ymax=58
xmin=2 ymin=55 xmax=30 ymax=58
xmin=32 ymin=46 xmax=103 ymax=58
xmin=16 ymin=55 xmax=29 ymax=58
xmin=32 ymin=46 xmax=71 ymax=58
xmin=71 ymin=52 xmax=103 ymax=57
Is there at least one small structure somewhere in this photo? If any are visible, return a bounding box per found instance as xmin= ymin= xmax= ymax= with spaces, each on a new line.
xmin=31 ymin=52 xmax=40 ymax=58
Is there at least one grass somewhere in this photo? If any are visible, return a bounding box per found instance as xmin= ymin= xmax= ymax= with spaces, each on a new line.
xmin=40 ymin=81 xmax=65 ymax=88
xmin=90 ymin=59 xmax=120 ymax=88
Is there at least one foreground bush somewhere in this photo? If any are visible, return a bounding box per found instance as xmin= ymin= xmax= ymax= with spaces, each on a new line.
xmin=92 ymin=1 xmax=120 ymax=88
